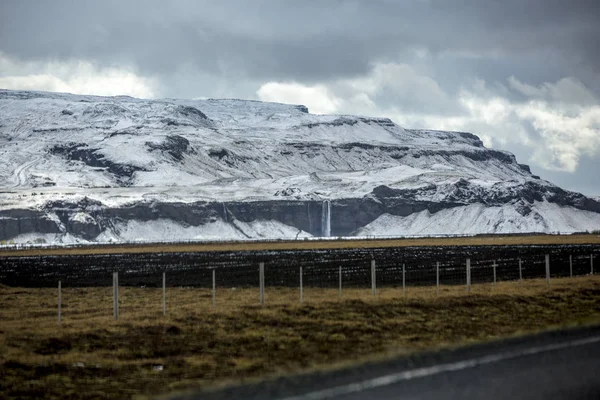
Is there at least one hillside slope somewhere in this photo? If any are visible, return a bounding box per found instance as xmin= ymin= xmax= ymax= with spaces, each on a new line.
xmin=1 ymin=89 xmax=599 ymax=243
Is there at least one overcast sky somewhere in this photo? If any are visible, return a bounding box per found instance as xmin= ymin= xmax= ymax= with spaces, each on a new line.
xmin=1 ymin=0 xmax=599 ymax=195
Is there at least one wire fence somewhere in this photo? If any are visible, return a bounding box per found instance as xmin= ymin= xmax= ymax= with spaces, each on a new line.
xmin=1 ymin=244 xmax=598 ymax=324
xmin=0 ymin=244 xmax=597 ymax=289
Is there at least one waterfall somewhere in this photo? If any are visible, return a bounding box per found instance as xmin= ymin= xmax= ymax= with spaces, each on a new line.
xmin=223 ymin=203 xmax=227 ymax=222
xmin=321 ymin=200 xmax=331 ymax=237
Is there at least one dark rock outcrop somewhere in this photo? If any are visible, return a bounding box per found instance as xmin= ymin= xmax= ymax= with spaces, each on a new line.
xmin=50 ymin=143 xmax=147 ymax=185
xmin=2 ymin=179 xmax=599 ymax=241
xmin=146 ymin=135 xmax=193 ymax=162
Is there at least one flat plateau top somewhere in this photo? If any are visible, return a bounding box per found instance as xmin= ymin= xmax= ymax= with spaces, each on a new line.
xmin=1 ymin=234 xmax=600 ymax=257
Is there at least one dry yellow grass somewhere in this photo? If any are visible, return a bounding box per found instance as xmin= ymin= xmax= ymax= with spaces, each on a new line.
xmin=2 ymin=233 xmax=600 ymax=257
xmin=1 ymin=276 xmax=600 ymax=399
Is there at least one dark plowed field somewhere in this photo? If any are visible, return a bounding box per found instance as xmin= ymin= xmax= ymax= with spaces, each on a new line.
xmin=1 ymin=244 xmax=598 ymax=288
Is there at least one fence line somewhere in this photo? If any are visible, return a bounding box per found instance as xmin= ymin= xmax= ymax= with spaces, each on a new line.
xmin=48 ymin=253 xmax=600 ymax=322
xmin=2 ymin=245 xmax=600 ymax=292
xmin=41 ymin=254 xmax=594 ymax=325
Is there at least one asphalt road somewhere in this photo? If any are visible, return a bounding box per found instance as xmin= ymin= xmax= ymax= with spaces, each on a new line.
xmin=174 ymin=325 xmax=600 ymax=400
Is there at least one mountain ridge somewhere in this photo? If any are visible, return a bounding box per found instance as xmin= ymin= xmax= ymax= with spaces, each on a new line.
xmin=1 ymin=89 xmax=599 ymax=243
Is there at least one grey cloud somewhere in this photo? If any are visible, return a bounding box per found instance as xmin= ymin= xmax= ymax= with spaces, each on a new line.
xmin=508 ymin=76 xmax=598 ymax=106
xmin=2 ymin=0 xmax=599 ymax=87
xmin=372 ymin=78 xmax=466 ymax=117
xmin=537 ymin=155 xmax=600 ymax=197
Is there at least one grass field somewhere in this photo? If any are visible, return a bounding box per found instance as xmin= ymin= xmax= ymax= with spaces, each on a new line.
xmin=1 ymin=276 xmax=600 ymax=399
xmin=2 ymin=233 xmax=600 ymax=257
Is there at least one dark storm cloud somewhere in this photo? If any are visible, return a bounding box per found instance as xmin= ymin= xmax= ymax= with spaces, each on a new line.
xmin=1 ymin=0 xmax=599 ymax=86
xmin=1 ymin=0 xmax=393 ymax=80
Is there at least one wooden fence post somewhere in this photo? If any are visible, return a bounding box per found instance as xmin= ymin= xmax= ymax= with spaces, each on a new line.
xmin=545 ymin=254 xmax=550 ymax=286
xmin=466 ymin=258 xmax=471 ymax=293
xmin=113 ymin=272 xmax=119 ymax=320
xmin=569 ymin=255 xmax=573 ymax=278
xmin=212 ymin=269 xmax=216 ymax=308
xmin=116 ymin=272 xmax=119 ymax=319
xmin=338 ymin=266 xmax=342 ymax=298
xmin=112 ymin=272 xmax=115 ymax=319
xmin=518 ymin=258 xmax=523 ymax=283
xmin=436 ymin=262 xmax=440 ymax=296
xmin=371 ymin=259 xmax=376 ymax=296
xmin=259 ymin=262 xmax=265 ymax=306
xmin=58 ymin=280 xmax=62 ymax=325
xmin=299 ymin=266 xmax=303 ymax=304
xmin=162 ymin=272 xmax=166 ymax=316
xmin=402 ymin=263 xmax=406 ymax=297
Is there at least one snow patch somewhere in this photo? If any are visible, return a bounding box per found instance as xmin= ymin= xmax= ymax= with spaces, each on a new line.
xmin=96 ymin=218 xmax=311 ymax=242
xmin=357 ymin=202 xmax=600 ymax=236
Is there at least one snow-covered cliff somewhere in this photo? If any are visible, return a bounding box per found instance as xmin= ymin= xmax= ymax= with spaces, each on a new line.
xmin=1 ymin=89 xmax=599 ymax=243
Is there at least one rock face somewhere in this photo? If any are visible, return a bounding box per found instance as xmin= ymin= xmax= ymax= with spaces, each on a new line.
xmin=1 ymin=89 xmax=600 ymax=244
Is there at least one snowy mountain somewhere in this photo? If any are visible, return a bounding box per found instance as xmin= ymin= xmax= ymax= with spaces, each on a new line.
xmin=1 ymin=89 xmax=599 ymax=244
